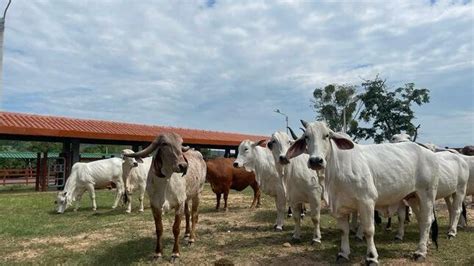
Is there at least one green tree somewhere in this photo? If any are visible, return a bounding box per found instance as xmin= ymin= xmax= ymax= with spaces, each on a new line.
xmin=312 ymin=84 xmax=359 ymax=135
xmin=355 ymin=76 xmax=430 ymax=143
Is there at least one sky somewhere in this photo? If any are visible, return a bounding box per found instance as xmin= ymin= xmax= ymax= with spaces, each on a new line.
xmin=1 ymin=0 xmax=473 ymax=147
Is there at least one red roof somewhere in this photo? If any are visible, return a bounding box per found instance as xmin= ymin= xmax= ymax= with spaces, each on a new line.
xmin=0 ymin=112 xmax=268 ymax=146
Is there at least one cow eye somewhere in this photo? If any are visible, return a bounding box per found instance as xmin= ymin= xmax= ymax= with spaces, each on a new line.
xmin=324 ymin=134 xmax=329 ymax=139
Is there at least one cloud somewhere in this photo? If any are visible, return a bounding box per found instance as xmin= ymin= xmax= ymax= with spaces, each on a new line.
xmin=2 ymin=0 xmax=473 ymax=147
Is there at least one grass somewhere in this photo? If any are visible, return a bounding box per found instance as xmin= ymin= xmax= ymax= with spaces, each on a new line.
xmin=0 ymin=184 xmax=473 ymax=265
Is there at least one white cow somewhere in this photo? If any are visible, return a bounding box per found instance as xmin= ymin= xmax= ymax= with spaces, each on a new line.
xmin=286 ymin=121 xmax=439 ymax=264
xmin=390 ymin=139 xmax=469 ymax=238
xmin=268 ymin=130 xmax=323 ymax=244
xmin=121 ymin=149 xmax=152 ymax=213
xmin=459 ymin=154 xmax=474 ymax=227
xmin=390 ymin=133 xmax=411 ymax=143
xmin=56 ymin=158 xmax=125 ymax=213
xmin=233 ymin=139 xmax=287 ymax=231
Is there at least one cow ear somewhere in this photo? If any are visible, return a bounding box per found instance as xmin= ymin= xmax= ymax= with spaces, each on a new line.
xmin=330 ymin=131 xmax=354 ymax=150
xmin=253 ymin=139 xmax=266 ymax=147
xmin=136 ymin=157 xmax=144 ymax=163
xmin=286 ymin=137 xmax=306 ymax=159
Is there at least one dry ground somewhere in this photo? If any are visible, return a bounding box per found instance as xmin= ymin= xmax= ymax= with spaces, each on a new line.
xmin=0 ymin=184 xmax=473 ymax=265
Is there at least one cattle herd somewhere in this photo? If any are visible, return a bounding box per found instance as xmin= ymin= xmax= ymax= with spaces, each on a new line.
xmin=54 ymin=120 xmax=474 ymax=264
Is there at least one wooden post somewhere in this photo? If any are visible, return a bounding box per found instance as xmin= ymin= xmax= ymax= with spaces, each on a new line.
xmin=41 ymin=152 xmax=48 ymax=191
xmin=35 ymin=152 xmax=41 ymax=191
xmin=71 ymin=140 xmax=80 ymax=164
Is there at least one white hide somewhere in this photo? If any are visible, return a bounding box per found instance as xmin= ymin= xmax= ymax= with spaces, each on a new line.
xmin=56 ymin=158 xmax=125 ymax=213
xmin=122 ymin=149 xmax=152 ymax=213
xmin=287 ymin=121 xmax=439 ymax=263
xmin=234 ymin=140 xmax=287 ymax=230
xmin=269 ymin=131 xmax=323 ymax=243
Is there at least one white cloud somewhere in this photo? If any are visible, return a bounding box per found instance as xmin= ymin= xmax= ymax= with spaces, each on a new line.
xmin=2 ymin=0 xmax=473 ymax=146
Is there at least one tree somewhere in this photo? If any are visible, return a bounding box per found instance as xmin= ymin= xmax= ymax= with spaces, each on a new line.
xmin=354 ymin=76 xmax=430 ymax=143
xmin=311 ymin=84 xmax=359 ymax=135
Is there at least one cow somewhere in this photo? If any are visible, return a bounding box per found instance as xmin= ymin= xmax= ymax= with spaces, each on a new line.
xmin=233 ymin=139 xmax=287 ymax=231
xmin=285 ymin=120 xmax=439 ymax=264
xmin=121 ymin=149 xmax=152 ymax=213
xmin=462 ymin=145 xmax=474 ymax=156
xmin=459 ymin=154 xmax=474 ymax=227
xmin=206 ymin=157 xmax=261 ymax=211
xmin=123 ymin=133 xmax=206 ymax=262
xmin=55 ymin=158 xmax=125 ymax=213
xmin=268 ymin=129 xmax=323 ymax=244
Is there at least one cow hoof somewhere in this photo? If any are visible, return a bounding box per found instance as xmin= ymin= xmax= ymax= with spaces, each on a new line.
xmin=365 ymin=258 xmax=378 ymax=266
xmin=188 ymin=240 xmax=195 ymax=246
xmin=394 ymin=236 xmax=403 ymax=241
xmin=412 ymin=253 xmax=425 ymax=262
xmin=311 ymin=239 xmax=321 ymax=245
xmin=300 ymin=213 xmax=305 ymax=219
xmin=355 ymin=235 xmax=364 ymax=242
xmin=138 ymin=209 xmax=144 ymax=213
xmin=336 ymin=254 xmax=350 ymax=263
xmin=170 ymin=255 xmax=180 ymax=263
xmin=273 ymin=225 xmax=283 ymax=231
xmin=385 ymin=227 xmax=392 ymax=232
xmin=288 ymin=213 xmax=293 ymax=218
xmin=152 ymin=253 xmax=162 ymax=261
xmin=447 ymin=234 xmax=455 ymax=240
xmin=125 ymin=210 xmax=131 ymax=214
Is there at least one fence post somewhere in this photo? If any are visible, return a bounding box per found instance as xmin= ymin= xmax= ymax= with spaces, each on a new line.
xmin=41 ymin=152 xmax=48 ymax=191
xmin=35 ymin=153 xmax=41 ymax=191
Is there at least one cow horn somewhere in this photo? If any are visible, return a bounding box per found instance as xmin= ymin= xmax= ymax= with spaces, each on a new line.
xmin=124 ymin=136 xmax=161 ymax=158
xmin=299 ymin=127 xmax=305 ymax=133
xmin=287 ymin=127 xmax=298 ymax=140
xmin=300 ymin=120 xmax=309 ymax=128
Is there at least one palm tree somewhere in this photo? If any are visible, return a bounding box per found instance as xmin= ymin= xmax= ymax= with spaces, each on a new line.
xmin=0 ymin=0 xmax=12 ymax=110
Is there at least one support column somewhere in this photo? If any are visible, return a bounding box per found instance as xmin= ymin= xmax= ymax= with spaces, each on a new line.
xmin=35 ymin=152 xmax=41 ymax=192
xmin=224 ymin=148 xmax=231 ymax=158
xmin=71 ymin=139 xmax=80 ymax=165
xmin=62 ymin=140 xmax=72 ymax=180
xmin=132 ymin=144 xmax=140 ymax=152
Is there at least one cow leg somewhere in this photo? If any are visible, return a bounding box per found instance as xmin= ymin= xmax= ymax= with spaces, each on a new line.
xmin=291 ymin=203 xmax=302 ymax=241
xmin=336 ymin=214 xmax=351 ymax=262
xmin=184 ymin=201 xmax=191 ymax=240
xmin=189 ymin=196 xmax=200 ymax=244
xmin=74 ymin=189 xmax=86 ymax=212
xmin=85 ymin=184 xmax=97 ymax=211
xmin=151 ymin=205 xmax=163 ymax=260
xmin=309 ymin=198 xmax=322 ymax=244
xmin=459 ymin=197 xmax=467 ymax=228
xmin=112 ymin=180 xmax=124 ymax=209
xmin=223 ymin=189 xmax=229 ymax=212
xmin=215 ymin=193 xmax=221 ymax=211
xmin=274 ymin=195 xmax=286 ymax=231
xmin=385 ymin=217 xmax=392 ymax=231
xmin=138 ymin=187 xmax=145 ymax=212
xmin=395 ymin=202 xmax=407 ymax=241
xmin=171 ymin=213 xmax=182 ymax=262
xmin=125 ymin=194 xmax=132 ymax=213
xmin=359 ymin=202 xmax=379 ymax=265
xmin=250 ymin=182 xmax=261 ymax=209
xmin=411 ymin=190 xmax=436 ymax=261
xmin=287 ymin=206 xmax=293 ymax=218
xmin=448 ymin=191 xmax=465 ymax=238
xmin=300 ymin=203 xmax=306 ymax=218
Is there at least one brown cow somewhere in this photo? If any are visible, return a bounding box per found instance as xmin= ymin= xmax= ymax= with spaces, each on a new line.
xmin=124 ymin=133 xmax=206 ymax=262
xmin=206 ymin=157 xmax=261 ymax=211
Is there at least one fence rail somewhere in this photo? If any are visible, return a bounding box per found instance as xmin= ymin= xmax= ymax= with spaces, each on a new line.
xmin=0 ymin=168 xmax=36 ymax=186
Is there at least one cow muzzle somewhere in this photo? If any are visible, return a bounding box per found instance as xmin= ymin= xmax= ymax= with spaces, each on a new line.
xmin=133 ymin=162 xmax=138 ymax=167
xmin=279 ymin=155 xmax=290 ymax=165
xmin=308 ymin=156 xmax=325 ymax=170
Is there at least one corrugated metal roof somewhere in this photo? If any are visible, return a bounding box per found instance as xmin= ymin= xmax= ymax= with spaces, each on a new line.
xmin=0 ymin=112 xmax=268 ymax=146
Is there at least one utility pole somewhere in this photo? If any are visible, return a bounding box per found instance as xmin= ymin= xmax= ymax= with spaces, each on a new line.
xmin=0 ymin=0 xmax=12 ymax=110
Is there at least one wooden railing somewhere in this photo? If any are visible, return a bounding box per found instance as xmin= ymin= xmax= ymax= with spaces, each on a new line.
xmin=0 ymin=168 xmax=37 ymax=186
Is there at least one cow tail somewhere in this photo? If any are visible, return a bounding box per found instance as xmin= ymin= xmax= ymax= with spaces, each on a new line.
xmin=123 ymin=192 xmax=129 ymax=205
xmin=431 ymin=207 xmax=438 ymax=250
xmin=462 ymin=201 xmax=467 ymax=225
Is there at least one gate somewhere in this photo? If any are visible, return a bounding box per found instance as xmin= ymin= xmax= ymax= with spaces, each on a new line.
xmin=47 ymin=157 xmax=66 ymax=188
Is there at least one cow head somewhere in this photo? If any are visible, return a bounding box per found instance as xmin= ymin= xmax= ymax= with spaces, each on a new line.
xmin=390 ymin=133 xmax=411 ymax=143
xmin=233 ymin=139 xmax=266 ymax=172
xmin=286 ymin=120 xmax=354 ymax=171
xmin=55 ymin=191 xmax=69 ymax=214
xmin=123 ymin=133 xmax=189 ymax=178
xmin=121 ymin=149 xmax=144 ymax=194
xmin=268 ymin=131 xmax=294 ymax=165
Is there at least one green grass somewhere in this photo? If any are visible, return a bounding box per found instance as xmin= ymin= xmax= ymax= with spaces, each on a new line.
xmin=0 ymin=184 xmax=473 ymax=265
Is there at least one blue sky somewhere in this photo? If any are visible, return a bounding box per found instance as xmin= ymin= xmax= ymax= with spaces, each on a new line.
xmin=2 ymin=0 xmax=473 ymax=147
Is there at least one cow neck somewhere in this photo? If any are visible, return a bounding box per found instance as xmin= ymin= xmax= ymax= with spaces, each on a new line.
xmin=253 ymin=146 xmax=276 ymax=177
